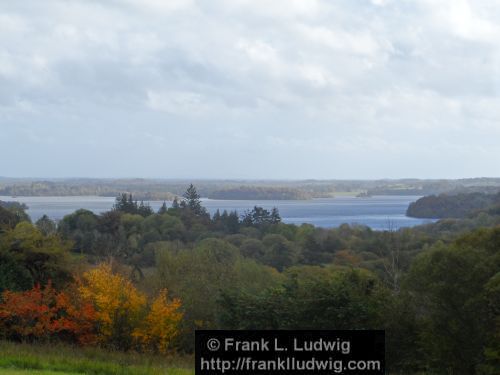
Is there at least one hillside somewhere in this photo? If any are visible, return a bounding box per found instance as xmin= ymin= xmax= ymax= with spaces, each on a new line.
xmin=406 ymin=191 xmax=500 ymax=218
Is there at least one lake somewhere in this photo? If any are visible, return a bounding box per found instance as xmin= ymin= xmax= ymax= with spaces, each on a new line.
xmin=0 ymin=195 xmax=434 ymax=230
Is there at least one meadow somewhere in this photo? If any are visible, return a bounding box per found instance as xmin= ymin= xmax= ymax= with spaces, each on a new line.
xmin=0 ymin=341 xmax=193 ymax=375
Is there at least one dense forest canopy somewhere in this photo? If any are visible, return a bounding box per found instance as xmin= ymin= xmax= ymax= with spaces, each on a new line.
xmin=0 ymin=184 xmax=499 ymax=374
xmin=407 ymin=191 xmax=500 ymax=218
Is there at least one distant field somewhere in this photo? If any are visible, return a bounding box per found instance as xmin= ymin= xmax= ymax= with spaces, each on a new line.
xmin=331 ymin=191 xmax=362 ymax=197
xmin=0 ymin=341 xmax=194 ymax=375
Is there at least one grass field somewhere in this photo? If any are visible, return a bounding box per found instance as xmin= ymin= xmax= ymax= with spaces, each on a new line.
xmin=0 ymin=341 xmax=194 ymax=375
xmin=0 ymin=370 xmax=80 ymax=375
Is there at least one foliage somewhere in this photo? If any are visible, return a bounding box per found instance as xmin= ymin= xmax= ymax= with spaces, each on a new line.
xmin=404 ymin=227 xmax=500 ymax=374
xmin=78 ymin=263 xmax=147 ymax=350
xmin=0 ymin=223 xmax=73 ymax=291
xmin=0 ymin=254 xmax=33 ymax=292
xmin=482 ymin=272 xmax=500 ymax=374
xmin=0 ymin=206 xmax=23 ymax=232
xmin=113 ymin=194 xmax=154 ymax=217
xmin=35 ymin=215 xmax=57 ymax=236
xmin=407 ymin=191 xmax=500 ymax=218
xmin=211 ymin=209 xmax=240 ymax=234
xmin=241 ymin=206 xmax=281 ymax=227
xmin=208 ymin=186 xmax=311 ymax=200
xmin=2 ymin=183 xmax=500 ymax=373
xmin=218 ymin=267 xmax=388 ymax=330
xmin=0 ymin=282 xmax=97 ymax=345
xmin=152 ymin=238 xmax=281 ymax=351
xmin=3 ymin=177 xmax=499 ymax=201
xmin=260 ymin=234 xmax=298 ymax=271
xmin=133 ymin=289 xmax=183 ymax=354
xmin=180 ymin=184 xmax=207 ymax=217
xmin=78 ymin=263 xmax=182 ymax=352
xmin=0 ymin=201 xmax=31 ymax=225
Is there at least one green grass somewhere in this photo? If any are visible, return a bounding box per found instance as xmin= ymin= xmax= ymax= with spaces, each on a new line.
xmin=0 ymin=370 xmax=81 ymax=374
xmin=0 ymin=341 xmax=194 ymax=375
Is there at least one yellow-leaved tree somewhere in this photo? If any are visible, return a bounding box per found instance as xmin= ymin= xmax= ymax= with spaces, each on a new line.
xmin=79 ymin=263 xmax=147 ymax=350
xmin=133 ymin=289 xmax=183 ymax=353
xmin=79 ymin=263 xmax=182 ymax=352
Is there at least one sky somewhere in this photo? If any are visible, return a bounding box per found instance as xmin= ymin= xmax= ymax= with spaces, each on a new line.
xmin=1 ymin=0 xmax=500 ymax=179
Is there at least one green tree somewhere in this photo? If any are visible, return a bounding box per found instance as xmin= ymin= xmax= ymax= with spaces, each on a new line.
xmin=404 ymin=227 xmax=500 ymax=374
xmin=219 ymin=267 xmax=388 ymax=330
xmin=241 ymin=206 xmax=280 ymax=227
xmin=239 ymin=238 xmax=265 ymax=260
xmin=0 ymin=222 xmax=73 ymax=290
xmin=153 ymin=238 xmax=241 ymax=351
xmin=158 ymin=201 xmax=168 ymax=214
xmin=262 ymin=234 xmax=299 ymax=271
xmin=58 ymin=209 xmax=99 ymax=255
xmin=181 ymin=184 xmax=205 ymax=215
xmin=0 ymin=253 xmax=33 ymax=292
xmin=0 ymin=206 xmax=20 ymax=232
xmin=35 ymin=214 xmax=56 ymax=235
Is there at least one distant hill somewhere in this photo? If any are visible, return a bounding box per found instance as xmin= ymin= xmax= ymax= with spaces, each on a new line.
xmin=208 ymin=186 xmax=311 ymax=200
xmin=406 ymin=191 xmax=500 ymax=218
xmin=1 ymin=177 xmax=500 ymax=201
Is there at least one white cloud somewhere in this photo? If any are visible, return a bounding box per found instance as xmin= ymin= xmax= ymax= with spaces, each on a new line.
xmin=422 ymin=0 xmax=500 ymax=43
xmin=0 ymin=0 xmax=499 ymax=178
xmin=124 ymin=0 xmax=194 ymax=13
xmin=236 ymin=39 xmax=280 ymax=66
xmin=371 ymin=0 xmax=390 ymax=6
xmin=296 ymin=25 xmax=385 ymax=57
xmin=147 ymin=90 xmax=206 ymax=115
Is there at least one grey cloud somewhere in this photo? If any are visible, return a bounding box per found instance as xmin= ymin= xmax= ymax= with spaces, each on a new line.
xmin=0 ymin=0 xmax=499 ymax=178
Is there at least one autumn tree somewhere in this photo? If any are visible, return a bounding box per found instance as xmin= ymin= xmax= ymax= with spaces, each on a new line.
xmin=79 ymin=263 xmax=147 ymax=350
xmin=133 ymin=289 xmax=183 ymax=353
xmin=0 ymin=282 xmax=97 ymax=345
xmin=79 ymin=263 xmax=182 ymax=352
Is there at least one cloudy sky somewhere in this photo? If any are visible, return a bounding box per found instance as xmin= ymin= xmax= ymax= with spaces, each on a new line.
xmin=1 ymin=0 xmax=499 ymax=179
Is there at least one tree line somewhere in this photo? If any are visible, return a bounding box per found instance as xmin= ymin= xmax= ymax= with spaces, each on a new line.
xmin=0 ymin=184 xmax=499 ymax=374
xmin=407 ymin=191 xmax=500 ymax=218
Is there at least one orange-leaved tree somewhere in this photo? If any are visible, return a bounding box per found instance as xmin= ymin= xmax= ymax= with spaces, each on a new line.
xmin=133 ymin=289 xmax=183 ymax=353
xmin=0 ymin=281 xmax=97 ymax=344
xmin=0 ymin=263 xmax=182 ymax=352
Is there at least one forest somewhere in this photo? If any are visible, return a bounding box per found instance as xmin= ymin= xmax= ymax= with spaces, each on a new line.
xmin=0 ymin=184 xmax=499 ymax=374
xmin=2 ymin=177 xmax=500 ymax=200
xmin=407 ymin=191 xmax=500 ymax=218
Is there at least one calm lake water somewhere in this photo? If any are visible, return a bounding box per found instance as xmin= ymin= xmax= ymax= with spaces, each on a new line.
xmin=0 ymin=195 xmax=434 ymax=230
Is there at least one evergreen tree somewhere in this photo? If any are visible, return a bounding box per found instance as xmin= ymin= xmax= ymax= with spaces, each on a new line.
xmin=128 ymin=194 xmax=134 ymax=210
xmin=241 ymin=209 xmax=254 ymax=226
xmin=213 ymin=209 xmax=221 ymax=222
xmin=226 ymin=211 xmax=240 ymax=234
xmin=158 ymin=201 xmax=168 ymax=214
xmin=182 ymin=184 xmax=206 ymax=216
xmin=241 ymin=206 xmax=279 ymax=227
xmin=171 ymin=197 xmax=180 ymax=209
xmin=271 ymin=207 xmax=281 ymax=224
xmin=113 ymin=194 xmax=152 ymax=216
xmin=138 ymin=201 xmax=153 ymax=217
